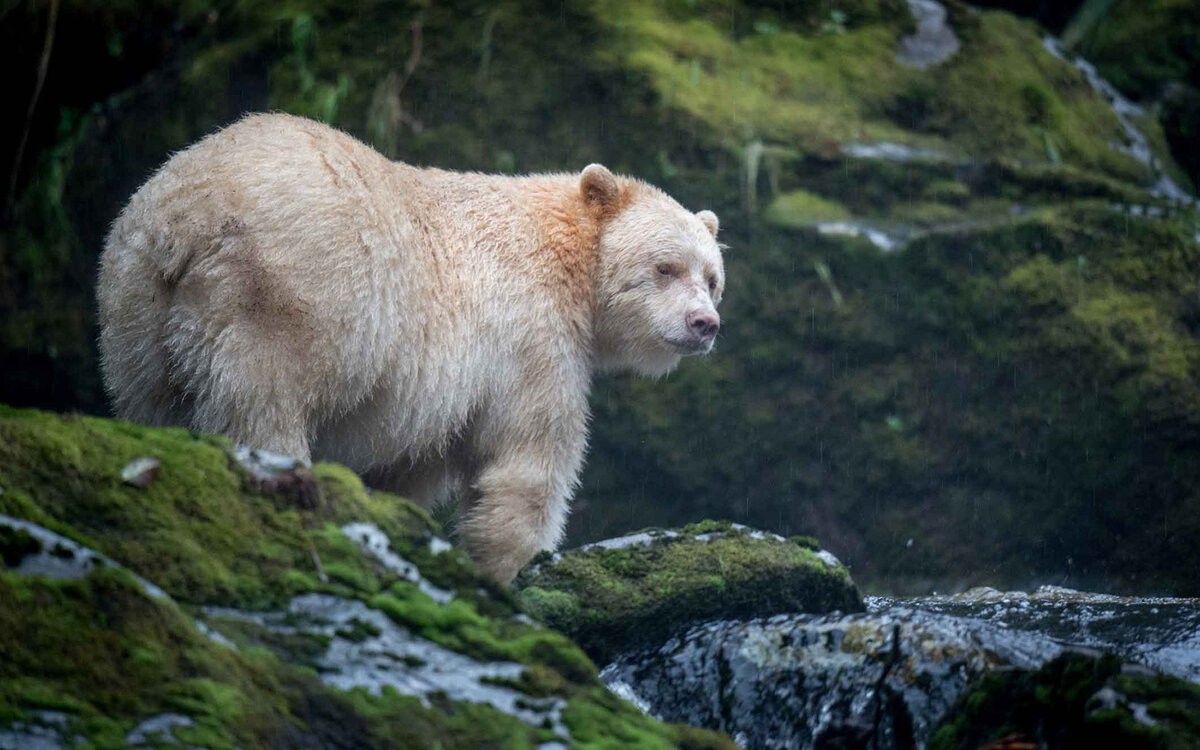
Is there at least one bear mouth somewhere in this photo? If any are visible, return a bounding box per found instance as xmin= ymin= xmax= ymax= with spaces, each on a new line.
xmin=666 ymin=336 xmax=716 ymax=355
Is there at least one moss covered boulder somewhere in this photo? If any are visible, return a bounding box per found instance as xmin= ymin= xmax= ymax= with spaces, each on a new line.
xmin=514 ymin=521 xmax=862 ymax=664
xmin=931 ymin=650 xmax=1200 ymax=750
xmin=0 ymin=405 xmax=736 ymax=749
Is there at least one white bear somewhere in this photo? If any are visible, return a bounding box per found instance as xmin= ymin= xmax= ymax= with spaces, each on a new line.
xmin=98 ymin=113 xmax=724 ymax=581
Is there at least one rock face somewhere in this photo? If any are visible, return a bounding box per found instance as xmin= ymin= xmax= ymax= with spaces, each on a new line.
xmin=0 ymin=406 xmax=734 ymax=749
xmin=599 ymin=591 xmax=1200 ymax=750
xmin=603 ymin=613 xmax=996 ymax=750
xmin=514 ymin=522 xmax=863 ymax=664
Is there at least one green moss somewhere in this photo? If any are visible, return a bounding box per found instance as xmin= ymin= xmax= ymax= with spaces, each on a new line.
xmin=0 ymin=558 xmax=639 ymax=747
xmin=983 ymin=162 xmax=1158 ymax=203
xmin=336 ymin=686 xmax=553 ymax=749
xmin=0 ymin=408 xmax=737 ymax=746
xmin=1069 ymin=0 xmax=1200 ymax=100
xmin=769 ymin=155 xmax=1160 ymax=243
xmin=589 ymin=0 xmax=1161 ymax=187
xmin=931 ymin=651 xmax=1200 ymax=750
xmin=788 ymin=535 xmax=821 ymax=551
xmin=680 ymin=519 xmax=735 ymax=535
xmin=0 ymin=405 xmax=496 ymax=611
xmin=366 ymin=582 xmax=598 ymax=687
xmin=924 ymin=178 xmax=973 ymax=204
xmin=764 ymin=189 xmax=851 ymax=227
xmin=518 ymin=587 xmax=583 ymax=623
xmin=594 ymin=0 xmax=913 ymax=150
xmin=515 ymin=523 xmax=861 ymax=663
xmin=0 ymin=567 xmax=285 ymax=747
xmin=562 ymin=688 xmax=738 ymax=750
xmin=924 ymin=10 xmax=1146 ymax=180
xmin=887 ymin=201 xmax=967 ymax=226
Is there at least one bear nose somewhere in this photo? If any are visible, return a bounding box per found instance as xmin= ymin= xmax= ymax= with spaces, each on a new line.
xmin=687 ymin=311 xmax=720 ymax=339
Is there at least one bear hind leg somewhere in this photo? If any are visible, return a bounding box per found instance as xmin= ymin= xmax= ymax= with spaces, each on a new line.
xmin=184 ymin=325 xmax=314 ymax=462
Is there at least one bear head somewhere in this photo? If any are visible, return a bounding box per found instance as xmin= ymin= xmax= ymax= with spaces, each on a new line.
xmin=583 ymin=164 xmax=725 ymax=377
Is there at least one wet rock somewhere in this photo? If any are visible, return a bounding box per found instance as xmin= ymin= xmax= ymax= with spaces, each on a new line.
xmin=515 ymin=521 xmax=862 ymax=664
xmin=602 ymin=610 xmax=1022 ymax=750
xmin=233 ymin=444 xmax=320 ymax=509
xmin=341 ymin=521 xmax=454 ymax=603
xmin=898 ymin=0 xmax=960 ymax=69
xmin=603 ymin=589 xmax=1200 ymax=750
xmin=202 ymin=593 xmax=571 ymax=737
xmin=931 ymin=651 xmax=1200 ymax=750
xmin=124 ymin=714 xmax=194 ymax=746
xmin=120 ymin=456 xmax=160 ymax=488
xmin=841 ymin=141 xmax=953 ymax=163
xmin=815 ymin=220 xmax=907 ymax=251
xmin=0 ymin=711 xmax=75 ymax=750
xmin=873 ymin=587 xmax=1200 ymax=683
xmin=0 ymin=513 xmax=167 ymax=598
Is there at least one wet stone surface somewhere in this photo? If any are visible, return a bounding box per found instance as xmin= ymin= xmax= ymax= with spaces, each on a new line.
xmin=873 ymin=586 xmax=1200 ymax=683
xmin=0 ymin=711 xmax=76 ymax=750
xmin=897 ymin=0 xmax=960 ymax=70
xmin=0 ymin=514 xmax=167 ymax=599
xmin=125 ymin=714 xmax=196 ymax=747
xmin=201 ymin=593 xmax=571 ymax=741
xmin=602 ymin=587 xmax=1200 ymax=750
xmin=341 ymin=521 xmax=454 ymax=603
xmin=603 ymin=611 xmax=1010 ymax=750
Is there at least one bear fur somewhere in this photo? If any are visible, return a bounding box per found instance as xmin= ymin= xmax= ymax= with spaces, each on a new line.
xmin=98 ymin=113 xmax=725 ymax=581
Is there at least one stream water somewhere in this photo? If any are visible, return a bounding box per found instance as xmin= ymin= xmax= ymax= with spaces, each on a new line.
xmin=601 ymin=587 xmax=1200 ymax=750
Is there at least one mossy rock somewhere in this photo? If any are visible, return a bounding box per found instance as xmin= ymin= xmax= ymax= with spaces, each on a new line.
xmin=0 ymin=406 xmax=736 ymax=748
xmin=514 ymin=520 xmax=863 ymax=664
xmin=931 ymin=650 xmax=1200 ymax=750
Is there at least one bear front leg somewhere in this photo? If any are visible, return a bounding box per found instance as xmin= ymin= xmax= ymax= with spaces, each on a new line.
xmin=458 ymin=396 xmax=588 ymax=583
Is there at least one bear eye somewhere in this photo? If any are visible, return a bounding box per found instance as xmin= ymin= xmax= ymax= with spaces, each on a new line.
xmin=656 ymin=264 xmax=675 ymax=277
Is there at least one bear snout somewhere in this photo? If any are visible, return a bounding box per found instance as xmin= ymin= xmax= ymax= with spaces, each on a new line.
xmin=686 ymin=310 xmax=720 ymax=342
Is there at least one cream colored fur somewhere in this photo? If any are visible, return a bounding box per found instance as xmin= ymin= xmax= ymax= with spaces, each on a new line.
xmin=98 ymin=113 xmax=725 ymax=581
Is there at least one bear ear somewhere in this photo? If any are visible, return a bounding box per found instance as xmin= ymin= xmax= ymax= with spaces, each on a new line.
xmin=696 ymin=210 xmax=720 ymax=237
xmin=580 ymin=164 xmax=619 ymax=210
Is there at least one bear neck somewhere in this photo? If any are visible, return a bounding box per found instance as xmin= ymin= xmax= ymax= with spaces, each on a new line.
xmin=520 ymin=174 xmax=609 ymax=363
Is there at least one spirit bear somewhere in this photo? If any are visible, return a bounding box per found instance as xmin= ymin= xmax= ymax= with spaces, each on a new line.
xmin=98 ymin=113 xmax=725 ymax=581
